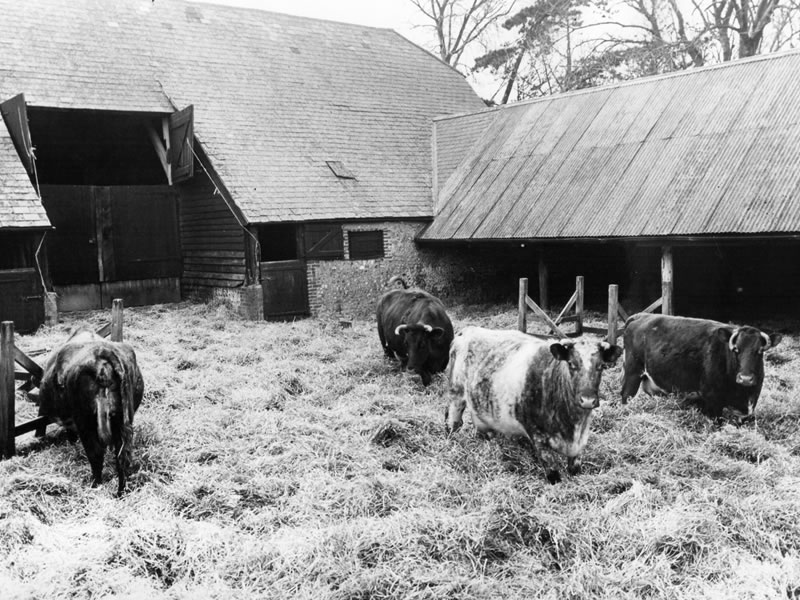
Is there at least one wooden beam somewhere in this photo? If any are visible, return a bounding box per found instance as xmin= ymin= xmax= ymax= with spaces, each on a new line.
xmin=608 ymin=284 xmax=619 ymax=342
xmin=518 ymin=278 xmax=528 ymax=333
xmin=575 ymin=276 xmax=584 ymax=336
xmin=1 ymin=322 xmax=15 ymax=458
xmin=146 ymin=121 xmax=172 ymax=185
xmin=661 ymin=246 xmax=673 ymax=316
xmin=14 ymin=347 xmax=42 ymax=381
xmin=111 ymin=299 xmax=123 ymax=342
xmin=643 ymin=297 xmax=663 ymax=314
xmin=526 ymin=296 xmax=567 ymax=338
xmin=15 ymin=416 xmax=49 ymax=437
xmin=245 ymin=225 xmax=260 ymax=286
xmin=538 ymin=254 xmax=549 ymax=312
xmin=554 ymin=291 xmax=578 ymax=325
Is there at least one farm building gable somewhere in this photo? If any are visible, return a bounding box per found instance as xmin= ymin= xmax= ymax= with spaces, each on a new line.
xmin=422 ymin=50 xmax=800 ymax=242
xmin=0 ymin=0 xmax=484 ymax=224
xmin=0 ymin=116 xmax=48 ymax=229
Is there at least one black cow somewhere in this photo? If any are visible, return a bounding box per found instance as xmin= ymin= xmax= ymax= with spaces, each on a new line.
xmin=445 ymin=326 xmax=622 ymax=480
xmin=621 ymin=313 xmax=781 ymax=419
xmin=38 ymin=328 xmax=145 ymax=496
xmin=376 ymin=277 xmax=454 ymax=386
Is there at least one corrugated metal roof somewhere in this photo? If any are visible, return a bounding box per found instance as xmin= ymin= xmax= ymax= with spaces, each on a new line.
xmin=0 ymin=0 xmax=484 ymax=223
xmin=0 ymin=118 xmax=48 ymax=229
xmin=422 ymin=50 xmax=800 ymax=241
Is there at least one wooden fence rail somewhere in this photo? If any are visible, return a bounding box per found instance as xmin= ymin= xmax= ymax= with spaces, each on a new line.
xmin=518 ymin=278 xmax=668 ymax=342
xmin=0 ymin=299 xmax=124 ymax=459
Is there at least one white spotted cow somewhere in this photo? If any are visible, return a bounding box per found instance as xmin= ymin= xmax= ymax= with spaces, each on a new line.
xmin=445 ymin=326 xmax=621 ymax=481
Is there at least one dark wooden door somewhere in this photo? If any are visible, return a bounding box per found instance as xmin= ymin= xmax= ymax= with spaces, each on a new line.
xmin=40 ymin=186 xmax=99 ymax=285
xmin=260 ymin=260 xmax=308 ymax=319
xmin=0 ymin=269 xmax=43 ymax=333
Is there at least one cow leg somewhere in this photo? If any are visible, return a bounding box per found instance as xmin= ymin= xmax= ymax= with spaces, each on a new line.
xmin=113 ymin=425 xmax=132 ymax=497
xmin=78 ymin=429 xmax=105 ymax=488
xmin=620 ymin=354 xmax=643 ymax=403
xmin=445 ymin=391 xmax=466 ymax=435
xmin=567 ymin=456 xmax=582 ymax=476
xmin=378 ymin=326 xmax=394 ymax=359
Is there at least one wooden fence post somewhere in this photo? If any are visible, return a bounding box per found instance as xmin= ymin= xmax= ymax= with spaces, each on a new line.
xmin=575 ymin=276 xmax=584 ymax=336
xmin=608 ymin=284 xmax=618 ymax=342
xmin=518 ymin=278 xmax=528 ymax=333
xmin=661 ymin=246 xmax=673 ymax=316
xmin=538 ymin=255 xmax=549 ymax=312
xmin=1 ymin=322 xmax=15 ymax=458
xmin=111 ymin=299 xmax=124 ymax=342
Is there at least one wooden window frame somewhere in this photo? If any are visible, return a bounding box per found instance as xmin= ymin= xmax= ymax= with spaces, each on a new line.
xmin=348 ymin=230 xmax=384 ymax=260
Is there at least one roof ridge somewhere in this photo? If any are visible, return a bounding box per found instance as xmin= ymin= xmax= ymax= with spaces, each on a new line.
xmin=187 ymin=0 xmax=396 ymax=33
xmin=434 ymin=47 xmax=800 ymax=122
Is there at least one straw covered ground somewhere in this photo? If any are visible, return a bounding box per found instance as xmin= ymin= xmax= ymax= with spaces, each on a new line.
xmin=1 ymin=300 xmax=800 ymax=599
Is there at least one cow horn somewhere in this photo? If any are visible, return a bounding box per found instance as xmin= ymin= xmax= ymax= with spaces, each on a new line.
xmin=422 ymin=324 xmax=433 ymax=333
xmin=728 ymin=329 xmax=739 ymax=351
xmin=394 ymin=325 xmax=408 ymax=336
xmin=761 ymin=332 xmax=771 ymax=349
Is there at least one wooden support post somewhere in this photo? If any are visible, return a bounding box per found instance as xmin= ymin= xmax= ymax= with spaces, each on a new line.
xmin=1 ymin=322 xmax=15 ymax=458
xmin=111 ymin=299 xmax=123 ymax=342
xmin=661 ymin=246 xmax=673 ymax=316
xmin=518 ymin=278 xmax=528 ymax=333
xmin=575 ymin=276 xmax=584 ymax=336
xmin=608 ymin=284 xmax=619 ymax=342
xmin=538 ymin=254 xmax=549 ymax=312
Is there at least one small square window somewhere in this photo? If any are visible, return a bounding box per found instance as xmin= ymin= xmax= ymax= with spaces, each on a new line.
xmin=349 ymin=230 xmax=384 ymax=260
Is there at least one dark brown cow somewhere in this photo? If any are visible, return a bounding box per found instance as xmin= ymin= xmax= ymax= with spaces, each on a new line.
xmin=38 ymin=328 xmax=145 ymax=496
xmin=445 ymin=326 xmax=622 ymax=480
xmin=621 ymin=313 xmax=781 ymax=419
xmin=376 ymin=277 xmax=454 ymax=386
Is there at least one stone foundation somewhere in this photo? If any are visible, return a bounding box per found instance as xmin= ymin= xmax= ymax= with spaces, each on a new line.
xmin=210 ymin=284 xmax=264 ymax=320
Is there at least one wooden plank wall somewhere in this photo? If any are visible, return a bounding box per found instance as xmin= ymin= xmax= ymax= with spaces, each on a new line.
xmin=177 ymin=174 xmax=246 ymax=291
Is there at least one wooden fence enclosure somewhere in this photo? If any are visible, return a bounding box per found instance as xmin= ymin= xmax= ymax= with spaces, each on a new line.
xmin=0 ymin=299 xmax=124 ymax=458
xmin=518 ymin=276 xmax=670 ymax=341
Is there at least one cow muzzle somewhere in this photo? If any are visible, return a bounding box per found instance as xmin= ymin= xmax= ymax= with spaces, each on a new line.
xmin=580 ymin=396 xmax=600 ymax=410
xmin=736 ymin=373 xmax=757 ymax=387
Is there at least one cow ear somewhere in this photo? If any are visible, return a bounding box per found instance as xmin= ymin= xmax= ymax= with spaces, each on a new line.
xmin=549 ymin=342 xmax=571 ymax=361
xmin=600 ymin=342 xmax=623 ymax=364
xmin=766 ymin=332 xmax=782 ymax=349
xmin=717 ymin=327 xmax=734 ymax=349
xmin=429 ymin=327 xmax=445 ymax=340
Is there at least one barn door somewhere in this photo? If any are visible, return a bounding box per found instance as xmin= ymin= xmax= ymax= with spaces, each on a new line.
xmin=0 ymin=93 xmax=36 ymax=179
xmin=260 ymin=260 xmax=308 ymax=319
xmin=0 ymin=269 xmax=43 ymax=333
xmin=169 ymin=106 xmax=194 ymax=183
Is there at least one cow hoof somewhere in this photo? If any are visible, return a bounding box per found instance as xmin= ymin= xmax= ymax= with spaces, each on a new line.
xmin=567 ymin=463 xmax=582 ymax=476
xmin=546 ymin=470 xmax=562 ymax=485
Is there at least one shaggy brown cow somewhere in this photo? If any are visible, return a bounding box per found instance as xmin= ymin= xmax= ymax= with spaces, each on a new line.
xmin=621 ymin=313 xmax=781 ymax=419
xmin=376 ymin=277 xmax=454 ymax=386
xmin=445 ymin=326 xmax=622 ymax=481
xmin=38 ymin=328 xmax=144 ymax=496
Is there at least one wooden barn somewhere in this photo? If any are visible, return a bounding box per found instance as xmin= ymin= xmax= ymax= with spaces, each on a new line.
xmin=0 ymin=0 xmax=484 ymax=323
xmin=421 ymin=51 xmax=800 ymax=320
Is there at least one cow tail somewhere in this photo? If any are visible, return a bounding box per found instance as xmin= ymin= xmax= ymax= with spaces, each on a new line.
xmin=104 ymin=345 xmax=136 ymax=481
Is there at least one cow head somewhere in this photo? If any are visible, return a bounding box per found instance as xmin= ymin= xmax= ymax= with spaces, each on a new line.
xmin=395 ymin=322 xmax=445 ymax=381
xmin=75 ymin=358 xmax=121 ymax=445
xmin=725 ymin=326 xmax=781 ymax=401
xmin=550 ymin=340 xmax=623 ymax=410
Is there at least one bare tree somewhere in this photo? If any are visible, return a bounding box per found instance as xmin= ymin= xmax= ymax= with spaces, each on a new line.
xmin=408 ymin=0 xmax=517 ymax=70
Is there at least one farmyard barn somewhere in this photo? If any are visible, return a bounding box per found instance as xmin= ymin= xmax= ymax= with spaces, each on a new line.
xmin=0 ymin=0 xmax=484 ymax=329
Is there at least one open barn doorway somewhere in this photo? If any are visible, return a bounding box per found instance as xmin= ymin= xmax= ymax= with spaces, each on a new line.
xmin=29 ymin=108 xmax=185 ymax=311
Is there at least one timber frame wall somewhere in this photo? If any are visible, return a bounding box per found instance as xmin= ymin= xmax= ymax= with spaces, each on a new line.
xmin=177 ymin=170 xmax=247 ymax=294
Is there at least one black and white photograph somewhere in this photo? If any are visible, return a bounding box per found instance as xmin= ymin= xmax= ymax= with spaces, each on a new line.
xmin=1 ymin=0 xmax=799 ymax=597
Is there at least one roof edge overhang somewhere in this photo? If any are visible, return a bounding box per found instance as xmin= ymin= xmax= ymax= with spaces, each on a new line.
xmin=416 ymin=233 xmax=800 ymax=246
xmin=190 ymin=140 xmax=250 ymax=227
xmin=250 ymin=216 xmax=433 ymax=226
xmin=0 ymin=225 xmax=52 ymax=232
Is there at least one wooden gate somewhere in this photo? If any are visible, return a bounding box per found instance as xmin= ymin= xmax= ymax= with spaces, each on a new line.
xmin=41 ymin=185 xmax=181 ymax=310
xmin=260 ymin=259 xmax=308 ymax=319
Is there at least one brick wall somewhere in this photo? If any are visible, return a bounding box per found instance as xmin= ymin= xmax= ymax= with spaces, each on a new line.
xmin=306 ymin=220 xmax=505 ymax=319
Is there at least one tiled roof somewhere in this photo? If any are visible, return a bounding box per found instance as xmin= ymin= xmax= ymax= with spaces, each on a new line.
xmin=0 ymin=0 xmax=484 ymax=223
xmin=421 ymin=50 xmax=800 ymax=241
xmin=0 ymin=118 xmax=48 ymax=229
